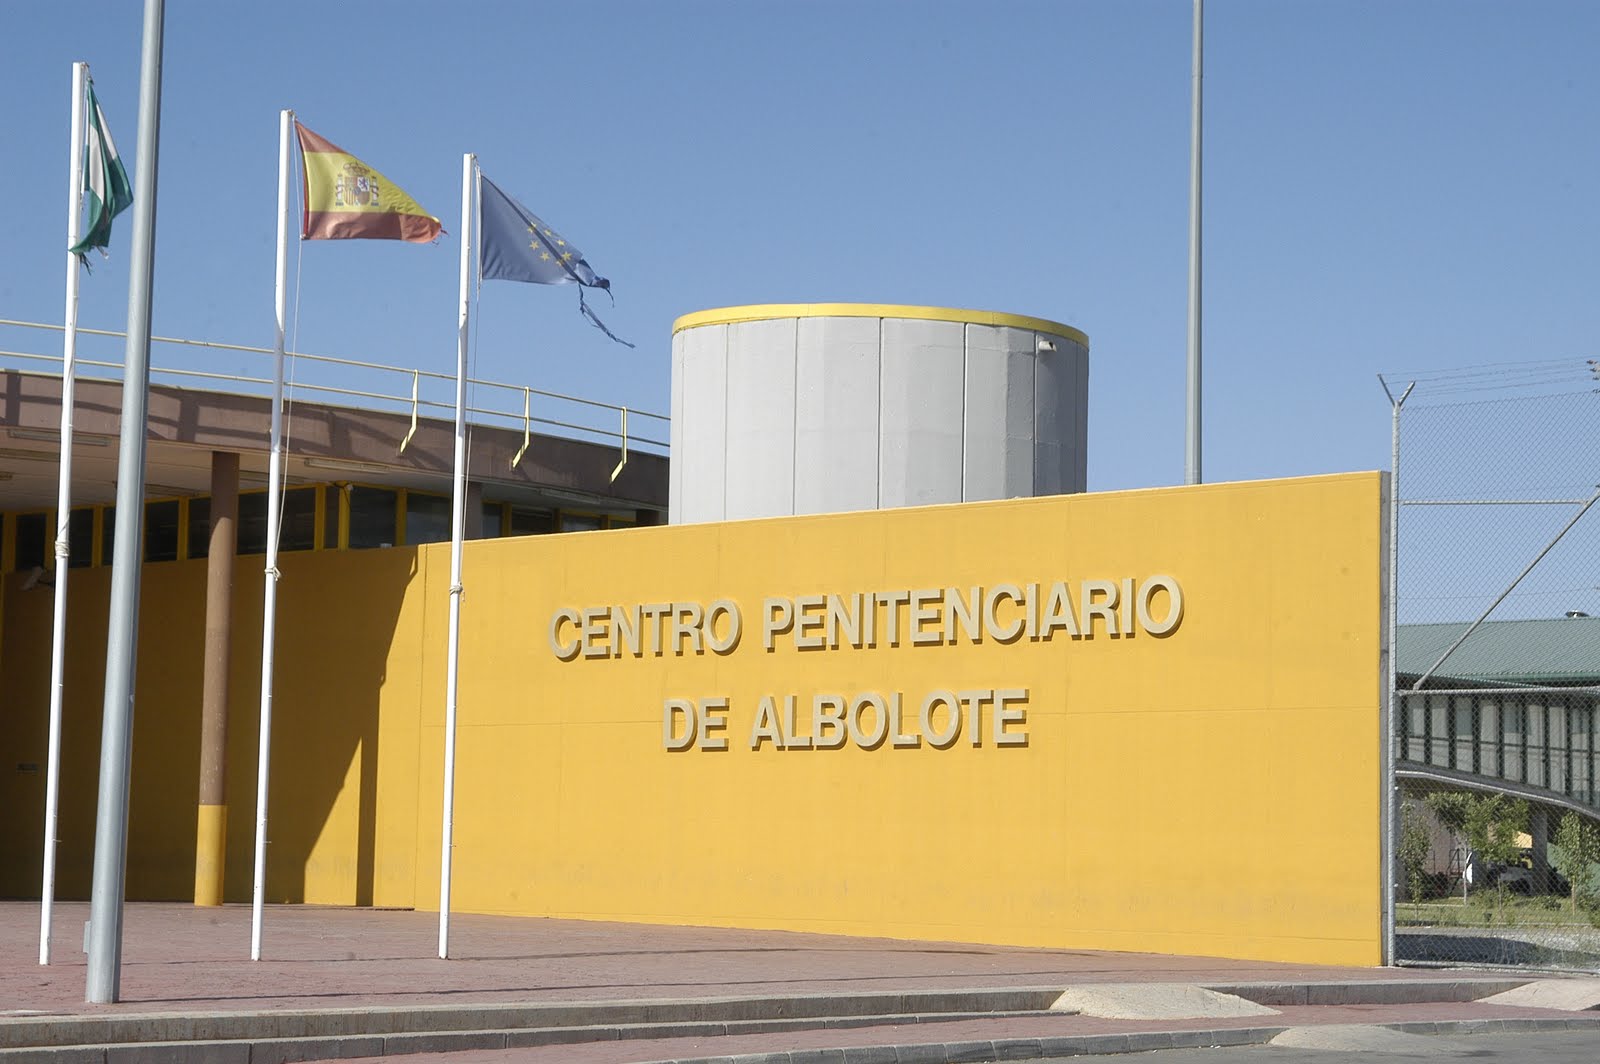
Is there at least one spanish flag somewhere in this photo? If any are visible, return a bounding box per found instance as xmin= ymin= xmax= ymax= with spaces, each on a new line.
xmin=296 ymin=122 xmax=441 ymax=242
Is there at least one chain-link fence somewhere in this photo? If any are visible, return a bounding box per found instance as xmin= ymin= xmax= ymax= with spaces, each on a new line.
xmin=1385 ymin=366 xmax=1600 ymax=969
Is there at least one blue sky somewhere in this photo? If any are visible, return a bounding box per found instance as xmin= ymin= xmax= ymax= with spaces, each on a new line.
xmin=4 ymin=0 xmax=1598 ymax=495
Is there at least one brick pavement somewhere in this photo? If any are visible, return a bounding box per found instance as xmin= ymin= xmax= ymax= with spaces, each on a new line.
xmin=6 ymin=902 xmax=1598 ymax=1063
xmin=1 ymin=901 xmax=1427 ymax=1015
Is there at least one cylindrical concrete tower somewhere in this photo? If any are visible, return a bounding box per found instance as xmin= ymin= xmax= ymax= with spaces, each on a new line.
xmin=669 ymin=303 xmax=1088 ymax=524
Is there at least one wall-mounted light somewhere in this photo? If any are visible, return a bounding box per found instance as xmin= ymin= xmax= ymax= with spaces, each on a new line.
xmin=303 ymin=457 xmax=403 ymax=477
xmin=20 ymin=566 xmax=55 ymax=592
xmin=8 ymin=428 xmax=109 ymax=446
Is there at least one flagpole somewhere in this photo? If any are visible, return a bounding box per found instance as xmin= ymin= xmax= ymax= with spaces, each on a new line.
xmin=1185 ymin=0 xmax=1203 ymax=486
xmin=86 ymin=0 xmax=164 ymax=1005
xmin=439 ymin=152 xmax=475 ymax=960
xmin=250 ymin=108 xmax=293 ymax=961
xmin=40 ymin=59 xmax=89 ymax=968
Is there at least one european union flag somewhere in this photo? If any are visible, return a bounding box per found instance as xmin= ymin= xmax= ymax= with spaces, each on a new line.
xmin=478 ymin=173 xmax=632 ymax=347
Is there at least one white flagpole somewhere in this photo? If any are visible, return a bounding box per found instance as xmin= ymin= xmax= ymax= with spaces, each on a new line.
xmin=251 ymin=108 xmax=293 ymax=961
xmin=439 ymin=152 xmax=474 ymax=959
xmin=40 ymin=59 xmax=89 ymax=968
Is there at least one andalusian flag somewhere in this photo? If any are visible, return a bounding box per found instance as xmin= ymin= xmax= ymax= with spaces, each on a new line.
xmin=296 ymin=122 xmax=441 ymax=242
xmin=68 ymin=80 xmax=132 ymax=259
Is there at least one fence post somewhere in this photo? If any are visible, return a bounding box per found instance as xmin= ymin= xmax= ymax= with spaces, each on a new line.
xmin=1380 ymin=378 xmax=1414 ymax=966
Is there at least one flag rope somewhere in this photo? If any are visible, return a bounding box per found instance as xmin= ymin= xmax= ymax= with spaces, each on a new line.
xmin=274 ymin=146 xmax=309 ymax=550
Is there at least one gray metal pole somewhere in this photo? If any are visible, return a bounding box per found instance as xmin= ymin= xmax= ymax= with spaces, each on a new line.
xmin=1380 ymin=378 xmax=1412 ymax=967
xmin=86 ymin=0 xmax=164 ymax=1005
xmin=1184 ymin=0 xmax=1203 ymax=486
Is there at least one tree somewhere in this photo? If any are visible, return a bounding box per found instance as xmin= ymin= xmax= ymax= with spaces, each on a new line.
xmin=1398 ymin=803 xmax=1433 ymax=903
xmin=1551 ymin=812 xmax=1600 ymax=911
xmin=1464 ymin=794 xmax=1529 ymax=910
xmin=1425 ymin=791 xmax=1477 ymax=898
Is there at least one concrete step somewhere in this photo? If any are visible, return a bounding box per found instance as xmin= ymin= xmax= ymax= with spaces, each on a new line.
xmin=0 ymin=979 xmax=1535 ymax=1064
xmin=0 ymin=989 xmax=1060 ymax=1056
xmin=3 ymin=1010 xmax=1063 ymax=1064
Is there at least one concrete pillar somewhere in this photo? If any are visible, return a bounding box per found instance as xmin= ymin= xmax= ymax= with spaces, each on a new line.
xmin=194 ymin=451 xmax=238 ymax=905
xmin=1529 ymin=805 xmax=1551 ymax=894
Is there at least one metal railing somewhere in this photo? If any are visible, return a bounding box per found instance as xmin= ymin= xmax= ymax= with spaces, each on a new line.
xmin=0 ymin=318 xmax=669 ymax=462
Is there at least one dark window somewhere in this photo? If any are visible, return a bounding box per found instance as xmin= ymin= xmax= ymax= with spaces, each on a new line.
xmin=561 ymin=512 xmax=604 ymax=533
xmin=480 ymin=502 xmax=504 ymax=538
xmin=508 ymin=507 xmax=554 ymax=536
xmin=405 ymin=492 xmax=452 ymax=545
xmin=239 ymin=493 xmax=268 ymax=555
xmin=69 ymin=508 xmax=94 ymax=568
xmin=348 ymin=486 xmax=397 ymax=549
xmin=102 ymin=506 xmax=116 ymax=565
xmin=238 ymin=488 xmax=317 ymax=555
xmin=322 ymin=487 xmax=339 ymax=550
xmin=188 ymin=497 xmax=211 ymax=560
xmin=15 ymin=513 xmax=46 ymax=571
xmin=281 ymin=488 xmax=317 ymax=552
xmin=145 ymin=500 xmax=180 ymax=563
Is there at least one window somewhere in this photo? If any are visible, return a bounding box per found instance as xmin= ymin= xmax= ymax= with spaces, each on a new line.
xmin=1477 ymin=700 xmax=1501 ymax=778
xmin=322 ymin=487 xmax=339 ymax=550
xmin=348 ymin=486 xmax=397 ymax=549
xmin=188 ymin=497 xmax=212 ymax=560
xmin=280 ymin=489 xmax=317 ymax=551
xmin=69 ymin=508 xmax=94 ymax=568
xmin=239 ymin=493 xmax=268 ymax=554
xmin=1528 ymin=703 xmax=1547 ymax=788
xmin=238 ymin=488 xmax=317 ymax=555
xmin=480 ymin=502 xmax=504 ymax=538
xmin=1504 ymin=704 xmax=1526 ymax=782
xmin=145 ymin=500 xmax=180 ymax=563
xmin=405 ymin=491 xmax=451 ymax=545
xmin=15 ymin=513 xmax=46 ymax=571
xmin=559 ymin=512 xmax=604 ymax=533
xmin=508 ymin=507 xmax=554 ymax=536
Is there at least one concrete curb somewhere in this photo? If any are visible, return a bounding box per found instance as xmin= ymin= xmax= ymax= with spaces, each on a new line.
xmin=0 ymin=989 xmax=1062 ymax=1050
xmin=646 ymin=1015 xmax=1600 ymax=1064
xmin=0 ymin=979 xmax=1561 ymax=1064
xmin=1207 ymin=978 xmax=1529 ymax=1006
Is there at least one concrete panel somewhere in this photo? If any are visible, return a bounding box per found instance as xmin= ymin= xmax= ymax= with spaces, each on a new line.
xmin=1072 ymin=340 xmax=1090 ymax=493
xmin=668 ymin=331 xmax=685 ymax=525
xmin=880 ymin=318 xmax=964 ymax=508
xmin=795 ymin=316 xmax=880 ymax=515
xmin=964 ymin=325 xmax=1036 ymax=502
xmin=676 ymin=323 xmax=728 ymax=523
xmin=724 ymin=319 xmax=798 ymax=521
xmin=1033 ymin=337 xmax=1069 ymax=496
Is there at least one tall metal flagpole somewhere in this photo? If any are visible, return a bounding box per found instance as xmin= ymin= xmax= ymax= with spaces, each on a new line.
xmin=439 ymin=152 xmax=475 ymax=959
xmin=251 ymin=109 xmax=294 ymax=961
xmin=1185 ymin=0 xmax=1203 ymax=486
xmin=41 ymin=59 xmax=89 ymax=968
xmin=86 ymin=0 xmax=164 ymax=1005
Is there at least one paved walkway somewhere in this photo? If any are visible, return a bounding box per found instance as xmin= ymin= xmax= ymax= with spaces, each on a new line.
xmin=5 ymin=901 xmax=1428 ymax=1015
xmin=4 ymin=902 xmax=1598 ymax=1063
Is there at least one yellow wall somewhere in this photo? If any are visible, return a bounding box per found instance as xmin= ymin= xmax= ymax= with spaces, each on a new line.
xmin=0 ymin=549 xmax=424 ymax=908
xmin=416 ymin=471 xmax=1387 ymax=965
xmin=0 ymin=472 xmax=1385 ymax=966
